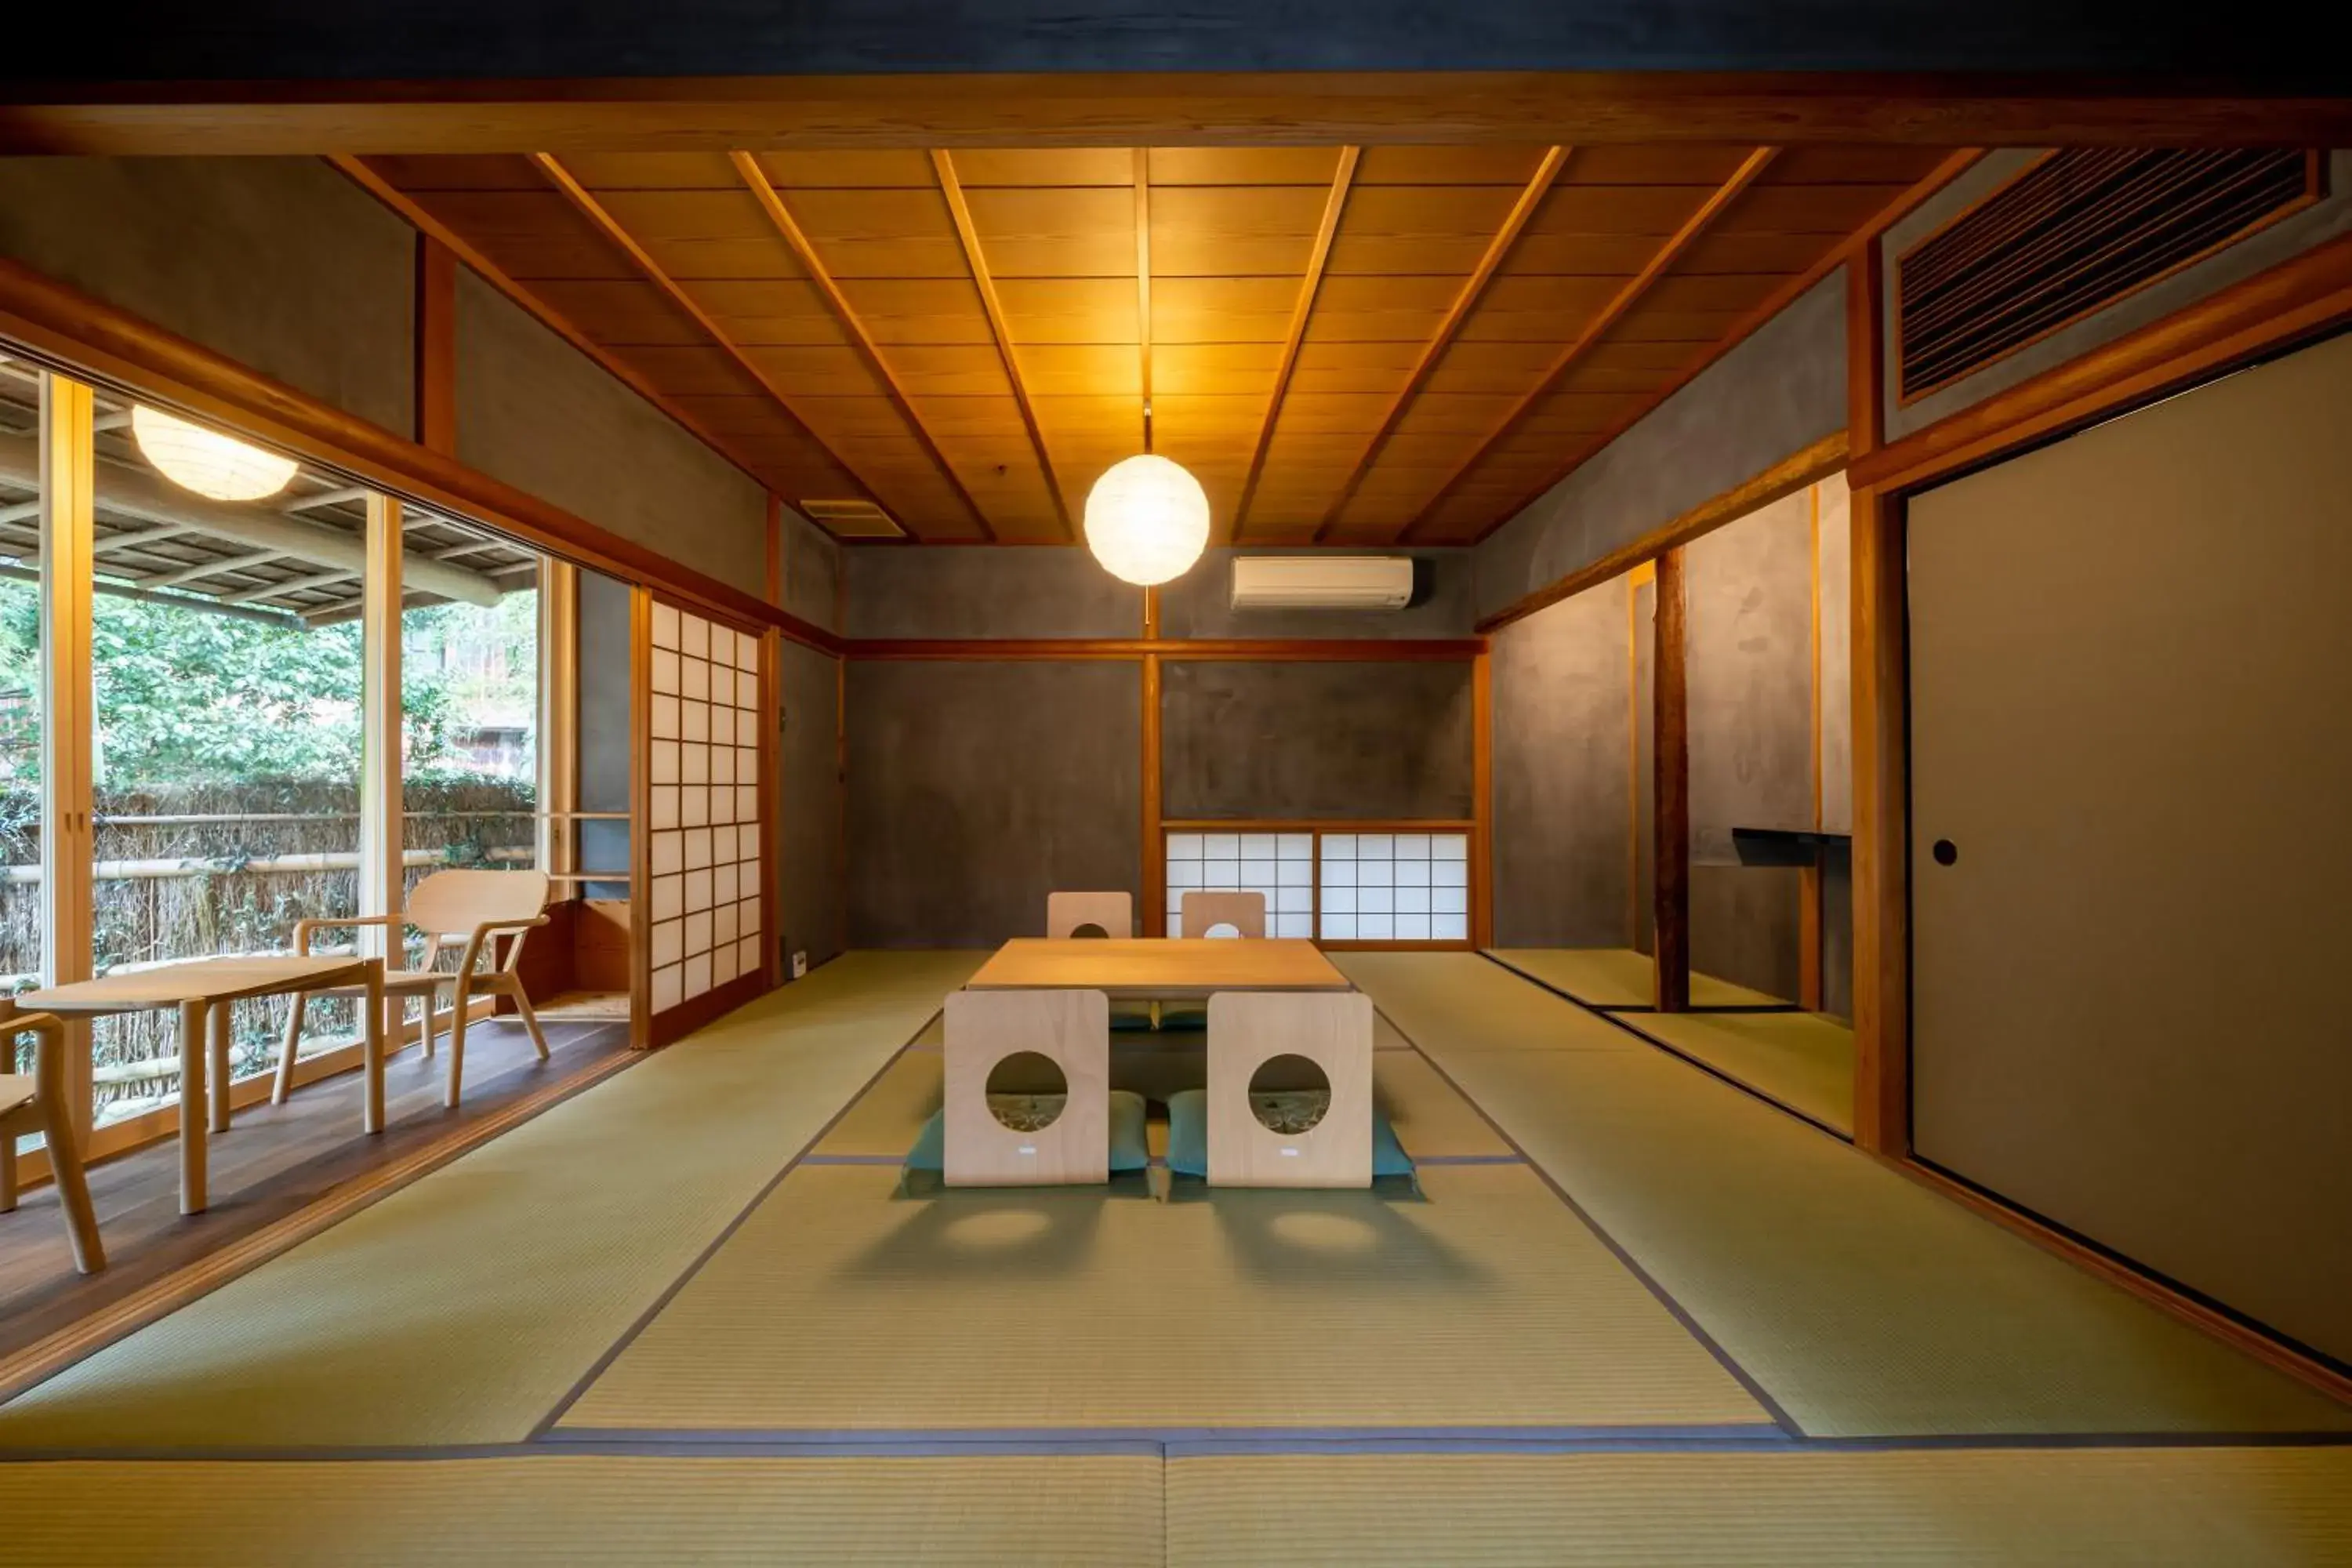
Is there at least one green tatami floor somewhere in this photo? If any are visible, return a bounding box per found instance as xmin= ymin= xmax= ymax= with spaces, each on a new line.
xmin=1488 ymin=946 xmax=1788 ymax=1010
xmin=0 ymin=949 xmax=2346 ymax=1566
xmin=1618 ymin=1008 xmax=1859 ymax=1134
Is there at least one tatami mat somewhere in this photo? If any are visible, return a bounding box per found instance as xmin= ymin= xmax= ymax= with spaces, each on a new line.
xmin=1488 ymin=947 xmax=1787 ymax=1010
xmin=1338 ymin=953 xmax=2352 ymax=1437
xmin=1166 ymin=1447 xmax=2352 ymax=1566
xmin=1621 ymin=1011 xmax=1857 ymax=1134
xmin=0 ymin=1454 xmax=1163 ymax=1566
xmin=558 ymin=1160 xmax=1771 ymax=1434
xmin=0 ymin=953 xmax=982 ymax=1451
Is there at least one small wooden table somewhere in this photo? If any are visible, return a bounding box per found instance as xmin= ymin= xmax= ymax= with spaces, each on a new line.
xmin=20 ymin=955 xmax=387 ymax=1214
xmin=965 ymin=938 xmax=1352 ymax=999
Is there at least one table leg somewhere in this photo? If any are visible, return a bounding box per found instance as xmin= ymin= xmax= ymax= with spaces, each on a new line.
xmin=178 ymin=998 xmax=209 ymax=1214
xmin=207 ymin=1000 xmax=234 ymax=1134
xmin=362 ymin=960 xmax=387 ymax=1134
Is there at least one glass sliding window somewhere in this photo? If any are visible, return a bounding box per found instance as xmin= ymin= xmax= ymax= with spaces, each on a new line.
xmin=0 ymin=355 xmax=42 ymax=1068
xmin=87 ymin=394 xmax=371 ymax=1123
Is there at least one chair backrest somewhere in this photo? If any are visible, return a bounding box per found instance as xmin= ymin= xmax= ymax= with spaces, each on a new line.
xmin=1180 ymin=889 xmax=1266 ymax=939
xmin=1047 ymin=890 xmax=1134 ymax=940
xmin=405 ymin=869 xmax=552 ymax=940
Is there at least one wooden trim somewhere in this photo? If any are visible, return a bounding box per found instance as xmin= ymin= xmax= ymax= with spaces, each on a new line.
xmin=626 ymin=585 xmax=652 ymax=1051
xmin=0 ymin=252 xmax=845 ymax=655
xmin=1476 ymin=433 xmax=1848 ymax=635
xmin=1625 ymin=571 xmax=1642 ymax=946
xmin=836 ymin=652 xmax=850 ymax=953
xmin=1142 ymin=652 xmax=1164 ymax=938
xmin=846 ymin=637 xmax=1485 ymax=662
xmin=760 ymin=626 xmax=784 ymax=986
xmin=1799 ymin=481 xmax=1824 ymax=1011
xmin=1134 ymin=148 xmax=1153 ymax=456
xmin=1401 ymin=147 xmax=1778 ymax=543
xmin=537 ymin=560 xmax=580 ymax=879
xmin=933 ymin=148 xmax=1071 ymax=541
xmin=1887 ymin=1152 xmax=2352 ymax=1408
xmin=1471 ymin=649 xmax=1494 ymax=948
xmin=764 ymin=492 xmax=784 ymax=606
xmin=1651 ymin=545 xmax=1690 ymax=1013
xmin=37 ymin=372 xmax=96 ymax=1145
xmin=1161 ymin=818 xmax=1475 ymax=833
xmin=1233 ymin=146 xmax=1359 ymax=543
xmin=731 ymin=151 xmax=996 ymax=540
xmin=1853 ymin=227 xmax=2352 ymax=496
xmin=412 ymin=233 xmax=456 ymax=455
xmin=648 ymin=967 xmax=770 ymax=1050
xmin=358 ymin=495 xmax=405 ymax=960
xmin=1316 ymin=940 xmax=1477 ymax=953
xmin=1312 ymin=144 xmax=1570 ymax=543
xmin=13 ymin=75 xmax=2352 ymax=156
xmin=1468 ymin=147 xmax=1983 ymax=541
xmin=332 ymin=154 xmax=793 ymax=499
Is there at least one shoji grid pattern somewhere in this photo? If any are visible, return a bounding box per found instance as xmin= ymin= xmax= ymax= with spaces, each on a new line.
xmin=1163 ymin=832 xmax=1316 ymax=938
xmin=1318 ymin=833 xmax=1470 ymax=942
xmin=648 ymin=601 xmax=764 ymax=1014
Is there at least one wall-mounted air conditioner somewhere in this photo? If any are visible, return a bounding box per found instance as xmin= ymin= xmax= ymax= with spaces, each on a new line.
xmin=1229 ymin=555 xmax=1414 ymax=612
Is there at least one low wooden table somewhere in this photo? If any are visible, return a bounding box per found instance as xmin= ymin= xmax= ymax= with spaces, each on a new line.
xmin=20 ymin=955 xmax=387 ymax=1214
xmin=965 ymin=938 xmax=1352 ymax=999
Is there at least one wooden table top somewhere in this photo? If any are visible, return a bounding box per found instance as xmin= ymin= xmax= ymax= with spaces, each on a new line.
xmin=964 ymin=938 xmax=1352 ymax=999
xmin=18 ymin=955 xmax=377 ymax=1014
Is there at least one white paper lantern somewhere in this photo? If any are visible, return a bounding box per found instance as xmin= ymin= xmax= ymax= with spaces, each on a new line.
xmin=131 ymin=405 xmax=299 ymax=502
xmin=1083 ymin=454 xmax=1210 ymax=586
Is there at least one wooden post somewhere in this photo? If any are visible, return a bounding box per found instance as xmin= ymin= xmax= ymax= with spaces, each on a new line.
xmin=358 ymin=495 xmax=404 ymax=965
xmin=38 ymin=372 xmax=96 ymax=1150
xmin=537 ymin=560 xmax=579 ymax=880
xmin=414 ymin=234 xmax=457 ymax=456
xmin=1471 ymin=648 xmax=1494 ymax=947
xmin=1798 ymin=480 xmax=1826 ymax=1011
xmin=1846 ymin=246 xmax=1911 ymax=1154
xmin=1652 ymin=545 xmax=1691 ymax=1012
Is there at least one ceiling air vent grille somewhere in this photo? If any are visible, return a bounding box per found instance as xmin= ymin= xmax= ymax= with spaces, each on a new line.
xmin=800 ymin=498 xmax=903 ymax=539
xmin=1896 ymin=150 xmax=2320 ymax=401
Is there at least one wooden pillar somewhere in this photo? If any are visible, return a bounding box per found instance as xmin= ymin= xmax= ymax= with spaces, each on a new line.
xmin=1471 ymin=648 xmax=1494 ymax=948
xmin=414 ymin=234 xmax=457 ymax=456
xmin=1798 ymin=481 xmax=1826 ymax=1011
xmin=37 ymin=372 xmax=96 ymax=1149
xmin=1140 ymin=586 xmax=1163 ymax=938
xmin=1846 ymin=246 xmax=1911 ymax=1154
xmin=536 ymin=560 xmax=579 ymax=880
xmin=358 ymin=495 xmax=405 ymax=960
xmin=1652 ymin=545 xmax=1691 ymax=1012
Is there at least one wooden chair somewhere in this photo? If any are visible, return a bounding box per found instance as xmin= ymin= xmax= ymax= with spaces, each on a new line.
xmin=0 ymin=1001 xmax=106 ymax=1273
xmin=1204 ymin=991 xmax=1375 ymax=1189
xmin=274 ymin=869 xmax=552 ymax=1112
xmin=942 ymin=989 xmax=1110 ymax=1186
xmin=1180 ymin=890 xmax=1266 ymax=938
xmin=1047 ymin=891 xmax=1134 ymax=940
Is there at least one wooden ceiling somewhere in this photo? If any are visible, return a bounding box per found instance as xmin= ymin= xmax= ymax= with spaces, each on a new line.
xmin=353 ymin=143 xmax=1961 ymax=545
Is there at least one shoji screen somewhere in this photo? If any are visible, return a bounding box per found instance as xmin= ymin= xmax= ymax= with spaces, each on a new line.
xmin=641 ymin=593 xmax=769 ymax=1044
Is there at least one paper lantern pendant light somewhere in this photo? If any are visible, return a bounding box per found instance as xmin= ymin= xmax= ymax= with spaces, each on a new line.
xmin=1083 ymin=453 xmax=1210 ymax=586
xmin=131 ymin=405 xmax=300 ymax=503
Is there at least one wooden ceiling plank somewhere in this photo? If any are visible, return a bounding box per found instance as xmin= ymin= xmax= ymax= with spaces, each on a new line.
xmin=1308 ymin=144 xmax=1571 ymax=543
xmin=1232 ymin=145 xmax=1359 ymax=543
xmin=729 ymin=149 xmax=998 ymax=539
xmin=933 ymin=149 xmax=1074 ymax=540
xmin=1396 ymin=146 xmax=1778 ymax=543
xmin=334 ymin=154 xmax=851 ymax=503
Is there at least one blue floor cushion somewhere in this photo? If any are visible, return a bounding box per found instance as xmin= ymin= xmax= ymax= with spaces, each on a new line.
xmin=905 ymin=1089 xmax=1150 ymax=1176
xmin=1163 ymin=1088 xmax=1414 ymax=1181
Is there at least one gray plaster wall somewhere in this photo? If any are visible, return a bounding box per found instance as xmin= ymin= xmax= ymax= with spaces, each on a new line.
xmin=0 ymin=157 xmax=415 ymax=437
xmin=1160 ymin=661 xmax=1475 ymax=822
xmin=847 ymin=660 xmax=1142 ymax=948
xmin=777 ymin=638 xmax=845 ymax=970
xmin=779 ymin=504 xmax=842 ymax=633
xmin=1490 ymin=581 xmax=1632 ymax=947
xmin=1816 ymin=473 xmax=1854 ymax=836
xmin=1473 ymin=274 xmax=1845 ymax=622
xmin=1685 ymin=490 xmax=1814 ymax=1002
xmin=844 ymin=546 xmax=1141 ymax=640
xmin=455 ymin=267 xmax=768 ymax=587
xmin=575 ymin=567 xmax=634 ymax=899
xmin=1884 ymin=150 xmax=2352 ymax=443
xmin=1159 ymin=547 xmax=1476 ymax=641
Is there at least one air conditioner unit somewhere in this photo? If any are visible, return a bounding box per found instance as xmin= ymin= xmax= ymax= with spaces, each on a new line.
xmin=1229 ymin=555 xmax=1414 ymax=612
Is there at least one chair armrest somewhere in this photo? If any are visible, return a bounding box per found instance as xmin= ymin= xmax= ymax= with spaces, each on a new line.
xmin=454 ymin=915 xmax=551 ymax=977
xmin=288 ymin=913 xmax=399 ymax=956
xmin=1 ymin=1009 xmax=69 ymax=1105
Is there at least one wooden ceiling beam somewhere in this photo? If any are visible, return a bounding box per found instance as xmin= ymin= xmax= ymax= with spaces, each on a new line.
xmin=1232 ymin=144 xmax=1359 ymax=544
xmin=1310 ymin=144 xmax=1571 ymax=543
xmin=730 ymin=151 xmax=996 ymax=540
xmin=1397 ymin=146 xmax=1778 ymax=543
xmin=931 ymin=149 xmax=1072 ymax=542
xmin=331 ymin=154 xmax=831 ymax=504
xmin=1459 ymin=147 xmax=1985 ymax=543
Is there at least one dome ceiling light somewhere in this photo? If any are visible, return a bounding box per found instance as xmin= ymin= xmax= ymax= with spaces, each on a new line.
xmin=131 ymin=405 xmax=300 ymax=503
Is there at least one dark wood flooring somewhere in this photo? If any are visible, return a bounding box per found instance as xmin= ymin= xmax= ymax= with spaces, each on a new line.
xmin=0 ymin=1018 xmax=635 ymax=1359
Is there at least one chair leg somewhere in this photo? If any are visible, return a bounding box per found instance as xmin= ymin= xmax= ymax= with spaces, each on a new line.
xmin=42 ymin=1106 xmax=104 ymax=1274
xmin=416 ymin=990 xmax=436 ymax=1058
xmin=0 ymin=1126 xmax=16 ymax=1214
xmin=272 ymin=992 xmax=307 ymax=1105
xmin=445 ymin=979 xmax=468 ymax=1110
xmin=509 ymin=981 xmax=551 ymax=1062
